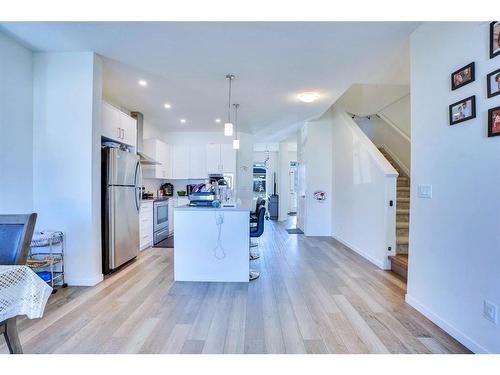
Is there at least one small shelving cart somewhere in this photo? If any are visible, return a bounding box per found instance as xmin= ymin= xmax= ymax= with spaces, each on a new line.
xmin=28 ymin=231 xmax=68 ymax=294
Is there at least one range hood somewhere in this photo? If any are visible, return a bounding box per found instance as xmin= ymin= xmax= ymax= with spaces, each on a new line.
xmin=131 ymin=111 xmax=161 ymax=165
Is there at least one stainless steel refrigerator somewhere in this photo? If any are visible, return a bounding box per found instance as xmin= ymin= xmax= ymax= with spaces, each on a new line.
xmin=102 ymin=148 xmax=142 ymax=274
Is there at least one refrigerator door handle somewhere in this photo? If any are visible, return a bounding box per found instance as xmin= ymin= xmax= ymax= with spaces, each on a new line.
xmin=134 ymin=161 xmax=142 ymax=212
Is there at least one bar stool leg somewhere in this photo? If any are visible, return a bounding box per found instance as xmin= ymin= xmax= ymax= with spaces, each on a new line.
xmin=3 ymin=317 xmax=23 ymax=354
xmin=249 ymin=271 xmax=260 ymax=281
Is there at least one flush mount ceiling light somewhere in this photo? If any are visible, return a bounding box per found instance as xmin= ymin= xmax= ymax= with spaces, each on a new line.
xmin=180 ymin=118 xmax=186 ymax=124
xmin=233 ymin=103 xmax=240 ymax=150
xmin=224 ymin=74 xmax=235 ymax=137
xmin=164 ymin=103 xmax=171 ymax=109
xmin=297 ymin=91 xmax=320 ymax=103
xmin=215 ymin=118 xmax=221 ymax=123
xmin=138 ymin=79 xmax=148 ymax=87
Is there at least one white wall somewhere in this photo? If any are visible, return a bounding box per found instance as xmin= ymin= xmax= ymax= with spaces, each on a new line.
xmin=379 ymin=94 xmax=411 ymax=137
xmin=278 ymin=141 xmax=297 ymax=221
xmin=356 ymin=114 xmax=411 ymax=175
xmin=300 ymin=112 xmax=333 ymax=236
xmin=330 ymin=106 xmax=398 ymax=269
xmin=408 ymin=22 xmax=500 ymax=354
xmin=33 ymin=52 xmax=103 ymax=286
xmin=0 ymin=32 xmax=33 ymax=213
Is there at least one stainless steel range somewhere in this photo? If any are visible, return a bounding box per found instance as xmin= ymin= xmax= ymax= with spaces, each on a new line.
xmin=153 ymin=198 xmax=169 ymax=244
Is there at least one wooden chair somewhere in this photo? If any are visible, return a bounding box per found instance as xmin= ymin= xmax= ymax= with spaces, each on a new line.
xmin=0 ymin=213 xmax=37 ymax=354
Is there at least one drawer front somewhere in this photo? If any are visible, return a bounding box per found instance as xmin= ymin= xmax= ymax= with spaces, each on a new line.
xmin=140 ymin=216 xmax=153 ymax=229
xmin=140 ymin=232 xmax=153 ymax=249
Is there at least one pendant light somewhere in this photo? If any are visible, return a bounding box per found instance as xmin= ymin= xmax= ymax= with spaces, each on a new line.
xmin=224 ymin=74 xmax=235 ymax=136
xmin=233 ymin=103 xmax=240 ymax=150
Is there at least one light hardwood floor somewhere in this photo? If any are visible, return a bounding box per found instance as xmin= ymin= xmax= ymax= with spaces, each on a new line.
xmin=1 ymin=220 xmax=470 ymax=354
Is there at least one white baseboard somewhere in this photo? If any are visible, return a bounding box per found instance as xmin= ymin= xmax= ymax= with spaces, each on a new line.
xmin=379 ymin=143 xmax=410 ymax=177
xmin=65 ymin=273 xmax=104 ymax=287
xmin=332 ymin=235 xmax=390 ymax=270
xmin=405 ymin=294 xmax=490 ymax=354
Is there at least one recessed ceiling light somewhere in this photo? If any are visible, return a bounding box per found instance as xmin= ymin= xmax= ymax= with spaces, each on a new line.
xmin=297 ymin=91 xmax=320 ymax=103
xmin=215 ymin=118 xmax=221 ymax=123
xmin=180 ymin=119 xmax=187 ymax=124
xmin=164 ymin=103 xmax=171 ymax=109
xmin=138 ymin=79 xmax=148 ymax=87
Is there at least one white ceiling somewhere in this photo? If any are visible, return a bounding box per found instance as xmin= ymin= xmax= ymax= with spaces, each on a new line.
xmin=0 ymin=22 xmax=419 ymax=141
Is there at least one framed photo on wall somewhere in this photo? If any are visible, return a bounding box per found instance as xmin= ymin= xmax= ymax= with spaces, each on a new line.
xmin=451 ymin=62 xmax=475 ymax=90
xmin=490 ymin=22 xmax=500 ymax=59
xmin=449 ymin=96 xmax=476 ymax=125
xmin=487 ymin=68 xmax=500 ymax=98
xmin=488 ymin=106 xmax=500 ymax=137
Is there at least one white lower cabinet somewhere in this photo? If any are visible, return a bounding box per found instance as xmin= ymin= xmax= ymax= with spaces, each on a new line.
xmin=140 ymin=201 xmax=153 ymax=250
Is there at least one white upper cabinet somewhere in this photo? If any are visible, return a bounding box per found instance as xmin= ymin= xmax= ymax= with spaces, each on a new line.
xmin=143 ymin=139 xmax=171 ymax=179
xmin=189 ymin=145 xmax=207 ymax=179
xmin=101 ymin=101 xmax=137 ymax=148
xmin=119 ymin=112 xmax=137 ymax=147
xmin=206 ymin=144 xmax=221 ymax=174
xmin=170 ymin=145 xmax=190 ymax=180
xmin=220 ymin=143 xmax=236 ymax=174
xmin=143 ymin=140 xmax=236 ymax=180
xmin=101 ymin=101 xmax=121 ymax=141
xmin=206 ymin=143 xmax=236 ymax=174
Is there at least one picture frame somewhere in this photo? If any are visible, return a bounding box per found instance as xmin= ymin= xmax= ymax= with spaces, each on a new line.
xmin=490 ymin=22 xmax=500 ymax=59
xmin=487 ymin=68 xmax=500 ymax=98
xmin=488 ymin=106 xmax=500 ymax=137
xmin=451 ymin=62 xmax=475 ymax=90
xmin=449 ymin=96 xmax=476 ymax=125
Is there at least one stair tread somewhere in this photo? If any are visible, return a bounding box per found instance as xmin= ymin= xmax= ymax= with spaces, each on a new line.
xmin=396 ymin=208 xmax=410 ymax=214
xmin=397 ymin=236 xmax=409 ymax=245
xmin=398 ymin=197 xmax=410 ymax=203
xmin=397 ymin=187 xmax=410 ymax=191
xmin=396 ymin=221 xmax=409 ymax=229
xmin=389 ymin=254 xmax=408 ymax=268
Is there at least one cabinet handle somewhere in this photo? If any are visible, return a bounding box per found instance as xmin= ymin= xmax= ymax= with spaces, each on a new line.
xmin=117 ymin=127 xmax=121 ymax=139
xmin=121 ymin=128 xmax=125 ymax=139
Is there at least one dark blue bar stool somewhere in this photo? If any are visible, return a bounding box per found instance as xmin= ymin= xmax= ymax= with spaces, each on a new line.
xmin=249 ymin=206 xmax=266 ymax=281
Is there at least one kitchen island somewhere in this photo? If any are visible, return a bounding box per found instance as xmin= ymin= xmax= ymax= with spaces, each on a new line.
xmin=174 ymin=205 xmax=251 ymax=282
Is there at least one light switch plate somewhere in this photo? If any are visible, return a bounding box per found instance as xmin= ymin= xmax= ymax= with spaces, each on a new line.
xmin=484 ymin=300 xmax=498 ymax=324
xmin=418 ymin=184 xmax=432 ymax=199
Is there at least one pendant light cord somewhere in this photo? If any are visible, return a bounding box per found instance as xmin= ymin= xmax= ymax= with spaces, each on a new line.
xmin=233 ymin=103 xmax=239 ymax=138
xmin=226 ymin=74 xmax=234 ymax=123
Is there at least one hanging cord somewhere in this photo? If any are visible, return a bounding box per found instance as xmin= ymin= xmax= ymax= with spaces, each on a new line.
xmin=213 ymin=211 xmax=226 ymax=260
xmin=226 ymin=74 xmax=234 ymax=123
xmin=233 ymin=103 xmax=239 ymax=140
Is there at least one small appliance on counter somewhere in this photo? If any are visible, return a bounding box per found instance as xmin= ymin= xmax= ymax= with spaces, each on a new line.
xmin=142 ymin=187 xmax=154 ymax=200
xmin=186 ymin=184 xmax=196 ymax=196
xmin=161 ymin=182 xmax=174 ymax=197
xmin=189 ymin=192 xmax=216 ymax=207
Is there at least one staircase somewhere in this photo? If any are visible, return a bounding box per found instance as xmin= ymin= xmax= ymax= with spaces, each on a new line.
xmin=378 ymin=147 xmax=410 ymax=280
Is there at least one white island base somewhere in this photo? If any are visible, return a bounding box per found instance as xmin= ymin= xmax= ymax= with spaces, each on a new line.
xmin=174 ymin=205 xmax=251 ymax=282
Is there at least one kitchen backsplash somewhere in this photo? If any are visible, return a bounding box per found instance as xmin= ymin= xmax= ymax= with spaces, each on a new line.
xmin=142 ymin=178 xmax=205 ymax=197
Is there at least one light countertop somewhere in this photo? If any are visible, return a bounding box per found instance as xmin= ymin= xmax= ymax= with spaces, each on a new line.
xmin=175 ymin=204 xmax=251 ymax=212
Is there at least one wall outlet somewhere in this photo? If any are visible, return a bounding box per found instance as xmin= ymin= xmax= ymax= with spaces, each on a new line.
xmin=483 ymin=300 xmax=498 ymax=324
xmin=417 ymin=184 xmax=432 ymax=198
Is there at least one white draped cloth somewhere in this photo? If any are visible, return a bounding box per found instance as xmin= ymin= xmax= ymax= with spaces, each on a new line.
xmin=0 ymin=266 xmax=52 ymax=322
